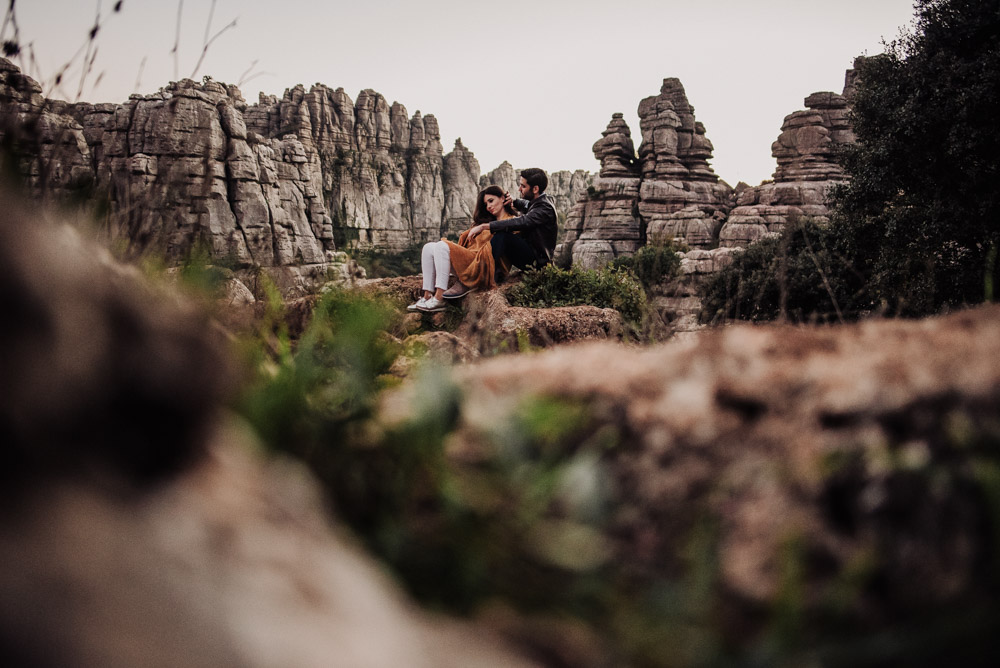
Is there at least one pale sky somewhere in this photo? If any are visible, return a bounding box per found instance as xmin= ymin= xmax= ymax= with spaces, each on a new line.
xmin=9 ymin=0 xmax=916 ymax=186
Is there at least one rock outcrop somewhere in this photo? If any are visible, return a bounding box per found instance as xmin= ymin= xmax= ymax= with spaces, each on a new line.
xmin=361 ymin=274 xmax=627 ymax=355
xmin=380 ymin=302 xmax=1000 ymax=663
xmin=556 ymin=114 xmax=642 ymax=268
xmin=479 ymin=160 xmax=519 ymax=193
xmin=719 ymin=61 xmax=860 ymax=247
xmin=560 ymin=79 xmax=734 ymax=269
xmin=0 ymin=59 xmax=487 ymax=282
xmin=0 ymin=59 xmax=96 ymax=200
xmin=442 ymin=138 xmax=481 ymax=237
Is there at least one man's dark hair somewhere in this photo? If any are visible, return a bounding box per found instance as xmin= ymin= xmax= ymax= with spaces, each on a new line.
xmin=520 ymin=168 xmax=548 ymax=194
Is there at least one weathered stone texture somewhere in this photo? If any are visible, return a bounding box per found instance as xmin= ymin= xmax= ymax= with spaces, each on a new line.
xmin=561 ymin=79 xmax=733 ymax=269
xmin=558 ymin=176 xmax=642 ymax=269
xmin=635 ymin=79 xmax=733 ymax=251
xmin=442 ymin=138 xmax=481 ymax=237
xmin=479 ymin=160 xmax=518 ymax=193
xmin=0 ymin=58 xmax=502 ymax=271
xmin=592 ymin=112 xmax=637 ymax=178
xmin=720 ymin=63 xmax=859 ymax=247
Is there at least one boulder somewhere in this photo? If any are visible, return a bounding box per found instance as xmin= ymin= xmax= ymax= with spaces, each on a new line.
xmin=562 ymin=79 xmax=734 ymax=268
xmin=720 ymin=60 xmax=860 ymax=247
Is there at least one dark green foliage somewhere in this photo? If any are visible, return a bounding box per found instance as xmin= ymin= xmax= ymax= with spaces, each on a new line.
xmin=611 ymin=242 xmax=682 ymax=289
xmin=698 ymin=218 xmax=854 ymax=323
xmin=507 ymin=263 xmax=646 ymax=324
xmin=351 ymin=244 xmax=422 ymax=278
xmin=831 ymin=0 xmax=1000 ymax=315
xmin=706 ymin=0 xmax=1000 ymax=321
xmin=235 ymin=285 xmax=402 ymax=449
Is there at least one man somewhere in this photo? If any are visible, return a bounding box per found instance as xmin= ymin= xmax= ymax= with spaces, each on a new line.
xmin=464 ymin=167 xmax=557 ymax=286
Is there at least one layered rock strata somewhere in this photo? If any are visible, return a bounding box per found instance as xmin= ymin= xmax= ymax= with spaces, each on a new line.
xmin=720 ymin=62 xmax=859 ymax=247
xmin=560 ymin=80 xmax=734 ymax=269
xmin=556 ymin=114 xmax=642 ymax=268
xmin=0 ymin=59 xmax=484 ymax=277
xmin=442 ymin=138 xmax=481 ymax=236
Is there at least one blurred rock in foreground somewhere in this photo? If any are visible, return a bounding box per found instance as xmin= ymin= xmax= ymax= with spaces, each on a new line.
xmin=0 ymin=193 xmax=535 ymax=668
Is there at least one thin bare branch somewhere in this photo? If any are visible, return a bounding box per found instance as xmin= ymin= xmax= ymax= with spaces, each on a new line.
xmin=133 ymin=55 xmax=147 ymax=94
xmin=1 ymin=3 xmax=13 ymax=41
xmin=75 ymin=2 xmax=102 ymax=102
xmin=203 ymin=0 xmax=215 ymax=49
xmin=237 ymin=60 xmax=272 ymax=88
xmin=237 ymin=59 xmax=258 ymax=85
xmin=1 ymin=0 xmax=21 ymax=61
xmin=171 ymin=0 xmax=183 ymax=80
xmin=189 ymin=17 xmax=237 ymax=80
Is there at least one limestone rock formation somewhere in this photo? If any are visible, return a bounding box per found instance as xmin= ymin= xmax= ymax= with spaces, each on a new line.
xmin=720 ymin=62 xmax=859 ymax=247
xmin=556 ymin=115 xmax=641 ymax=268
xmin=636 ymin=79 xmax=734 ymax=250
xmin=560 ymin=79 xmax=733 ymax=269
xmin=592 ymin=113 xmax=637 ymax=178
xmin=545 ymin=168 xmax=593 ymax=220
xmin=0 ymin=59 xmax=95 ymax=200
xmin=0 ymin=59 xmax=498 ymax=282
xmin=442 ymin=138 xmax=481 ymax=237
xmin=243 ymin=82 xmax=446 ymax=252
xmin=479 ymin=160 xmax=518 ymax=192
xmin=558 ymin=175 xmax=642 ymax=269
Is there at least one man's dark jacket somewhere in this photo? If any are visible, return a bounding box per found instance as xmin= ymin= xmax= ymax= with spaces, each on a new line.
xmin=488 ymin=192 xmax=558 ymax=265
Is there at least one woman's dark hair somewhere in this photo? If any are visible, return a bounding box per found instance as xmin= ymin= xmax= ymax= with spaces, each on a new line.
xmin=472 ymin=185 xmax=517 ymax=224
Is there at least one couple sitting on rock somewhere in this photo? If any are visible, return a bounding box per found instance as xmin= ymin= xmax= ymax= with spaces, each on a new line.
xmin=408 ymin=167 xmax=558 ymax=312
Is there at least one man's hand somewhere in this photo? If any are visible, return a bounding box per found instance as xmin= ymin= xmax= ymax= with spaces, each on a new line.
xmin=503 ymin=191 xmax=513 ymax=207
xmin=467 ymin=223 xmax=489 ymax=240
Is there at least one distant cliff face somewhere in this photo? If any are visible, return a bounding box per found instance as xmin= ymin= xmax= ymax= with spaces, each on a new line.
xmin=0 ymin=59 xmax=493 ymax=269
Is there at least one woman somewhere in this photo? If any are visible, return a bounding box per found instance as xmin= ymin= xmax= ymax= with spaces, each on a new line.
xmin=408 ymin=185 xmax=517 ymax=312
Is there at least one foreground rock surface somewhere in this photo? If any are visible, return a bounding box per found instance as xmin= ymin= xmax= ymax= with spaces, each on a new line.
xmin=360 ymin=275 xmax=628 ymax=356
xmin=382 ymin=304 xmax=1000 ymax=660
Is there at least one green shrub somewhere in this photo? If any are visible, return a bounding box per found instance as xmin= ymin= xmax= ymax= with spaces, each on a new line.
xmin=508 ymin=263 xmax=646 ymax=324
xmin=611 ymin=243 xmax=682 ymax=289
xmin=698 ymin=218 xmax=854 ymax=324
xmin=351 ymin=244 xmax=422 ymax=278
xmin=235 ymin=286 xmax=402 ymax=449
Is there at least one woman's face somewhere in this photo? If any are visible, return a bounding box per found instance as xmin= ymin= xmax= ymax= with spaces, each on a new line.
xmin=484 ymin=194 xmax=504 ymax=216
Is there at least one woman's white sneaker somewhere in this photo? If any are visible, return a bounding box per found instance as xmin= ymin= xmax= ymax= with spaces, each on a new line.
xmin=417 ymin=296 xmax=446 ymax=312
xmin=406 ymin=297 xmax=427 ymax=312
